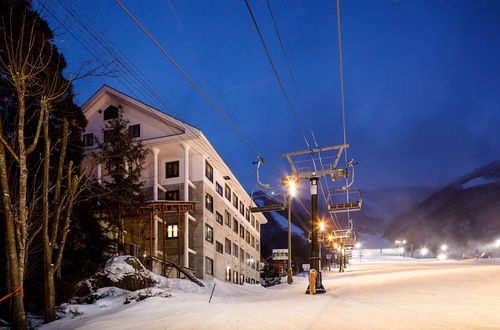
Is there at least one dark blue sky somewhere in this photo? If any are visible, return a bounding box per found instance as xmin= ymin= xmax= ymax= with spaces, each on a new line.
xmin=37 ymin=0 xmax=500 ymax=191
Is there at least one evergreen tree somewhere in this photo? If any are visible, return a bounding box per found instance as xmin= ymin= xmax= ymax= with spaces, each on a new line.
xmin=96 ymin=111 xmax=147 ymax=253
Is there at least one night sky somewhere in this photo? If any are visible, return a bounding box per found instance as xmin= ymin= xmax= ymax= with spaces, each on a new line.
xmin=36 ymin=0 xmax=500 ymax=192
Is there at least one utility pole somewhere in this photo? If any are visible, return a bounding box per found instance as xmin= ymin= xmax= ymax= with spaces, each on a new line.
xmin=287 ymin=192 xmax=293 ymax=284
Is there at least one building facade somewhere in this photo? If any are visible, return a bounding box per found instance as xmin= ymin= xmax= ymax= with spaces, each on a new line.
xmin=82 ymin=86 xmax=266 ymax=284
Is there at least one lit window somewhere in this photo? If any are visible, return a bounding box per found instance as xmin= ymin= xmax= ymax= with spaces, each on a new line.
xmin=205 ymin=193 xmax=214 ymax=212
xmin=225 ymin=266 xmax=232 ymax=281
xmin=167 ymin=224 xmax=178 ymax=238
xmin=240 ymin=224 xmax=244 ymax=238
xmin=256 ymin=220 xmax=260 ymax=233
xmin=205 ymin=224 xmax=213 ymax=243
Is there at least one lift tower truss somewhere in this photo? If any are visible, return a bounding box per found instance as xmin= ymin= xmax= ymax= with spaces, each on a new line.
xmin=281 ymin=144 xmax=349 ymax=294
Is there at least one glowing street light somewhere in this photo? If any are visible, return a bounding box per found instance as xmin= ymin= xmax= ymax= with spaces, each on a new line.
xmin=420 ymin=247 xmax=429 ymax=256
xmin=355 ymin=242 xmax=362 ymax=249
xmin=402 ymin=240 xmax=407 ymax=245
xmin=441 ymin=244 xmax=448 ymax=252
xmin=319 ymin=221 xmax=325 ymax=232
xmin=287 ymin=178 xmax=297 ymax=198
xmin=437 ymin=253 xmax=447 ymax=260
xmin=495 ymin=239 xmax=500 ymax=248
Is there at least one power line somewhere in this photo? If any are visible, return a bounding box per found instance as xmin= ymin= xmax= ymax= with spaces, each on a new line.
xmin=38 ymin=0 xmax=260 ymax=191
xmin=113 ymin=0 xmax=270 ymax=169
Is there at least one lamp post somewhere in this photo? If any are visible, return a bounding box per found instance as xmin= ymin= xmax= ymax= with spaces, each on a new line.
xmin=287 ymin=178 xmax=296 ymax=285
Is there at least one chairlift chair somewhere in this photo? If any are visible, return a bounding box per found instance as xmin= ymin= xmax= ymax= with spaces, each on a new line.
xmin=249 ymin=158 xmax=287 ymax=213
xmin=328 ymin=188 xmax=362 ymax=213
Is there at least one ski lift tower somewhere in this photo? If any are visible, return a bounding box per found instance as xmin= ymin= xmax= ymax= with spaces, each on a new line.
xmin=281 ymin=144 xmax=349 ymax=294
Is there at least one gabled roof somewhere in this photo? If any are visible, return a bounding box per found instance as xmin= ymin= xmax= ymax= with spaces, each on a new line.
xmin=82 ymin=85 xmax=201 ymax=135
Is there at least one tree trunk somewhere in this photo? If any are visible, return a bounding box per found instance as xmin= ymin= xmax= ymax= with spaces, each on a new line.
xmin=43 ymin=269 xmax=56 ymax=323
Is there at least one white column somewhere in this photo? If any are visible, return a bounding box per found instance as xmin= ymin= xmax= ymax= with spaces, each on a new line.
xmin=96 ymin=163 xmax=102 ymax=185
xmin=182 ymin=142 xmax=190 ymax=268
xmin=152 ymin=147 xmax=160 ymax=201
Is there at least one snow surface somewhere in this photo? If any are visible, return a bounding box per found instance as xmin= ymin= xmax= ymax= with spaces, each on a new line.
xmin=462 ymin=176 xmax=500 ymax=189
xmin=42 ymin=250 xmax=500 ymax=329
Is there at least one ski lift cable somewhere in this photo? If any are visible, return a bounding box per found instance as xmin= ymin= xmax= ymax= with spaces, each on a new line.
xmin=114 ymin=0 xmax=277 ymax=172
xmin=264 ymin=0 xmax=342 ymax=229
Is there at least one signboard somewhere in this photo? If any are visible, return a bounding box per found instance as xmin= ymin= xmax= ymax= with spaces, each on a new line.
xmin=272 ymin=249 xmax=288 ymax=261
xmin=302 ymin=264 xmax=310 ymax=271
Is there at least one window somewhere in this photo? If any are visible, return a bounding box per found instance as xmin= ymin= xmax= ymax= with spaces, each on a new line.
xmin=246 ymin=209 xmax=250 ymax=221
xmin=83 ymin=133 xmax=94 ymax=146
xmin=128 ymin=124 xmax=140 ymax=138
xmin=225 ymin=266 xmax=232 ymax=281
xmin=251 ymin=215 xmax=255 ymax=227
xmin=240 ymin=248 xmax=245 ymax=263
xmin=130 ymin=243 xmax=140 ymax=257
xmin=256 ymin=240 xmax=259 ymax=252
xmin=256 ymin=220 xmax=260 ymax=233
xmin=246 ymin=277 xmax=250 ymax=284
xmin=216 ymin=182 xmax=223 ymax=196
xmin=165 ymin=161 xmax=179 ymax=178
xmin=103 ymin=130 xmax=112 ymax=143
xmin=240 ymin=224 xmax=244 ymax=238
xmin=205 ymin=193 xmax=213 ymax=213
xmin=233 ymin=271 xmax=239 ymax=284
xmin=251 ymin=279 xmax=256 ymax=284
xmin=246 ymin=230 xmax=250 ymax=244
xmin=225 ymin=184 xmax=231 ymax=201
xmin=251 ymin=236 xmax=255 ymax=248
xmin=239 ymin=201 xmax=245 ymax=216
xmin=224 ymin=210 xmax=231 ymax=227
xmin=216 ymin=212 xmax=223 ymax=225
xmin=205 ymin=224 xmax=213 ymax=243
xmin=205 ymin=161 xmax=213 ymax=182
xmin=233 ymin=193 xmax=238 ymax=209
xmin=103 ymin=105 xmax=118 ymax=120
xmin=233 ymin=243 xmax=239 ymax=258
xmin=225 ymin=238 xmax=231 ymax=254
xmin=233 ymin=218 xmax=238 ymax=234
xmin=205 ymin=257 xmax=213 ymax=275
xmin=216 ymin=241 xmax=223 ymax=254
xmin=240 ymin=273 xmax=244 ymax=285
xmin=167 ymin=224 xmax=178 ymax=238
xmin=165 ymin=190 xmax=179 ymax=201
xmin=246 ymin=252 xmax=251 ymax=266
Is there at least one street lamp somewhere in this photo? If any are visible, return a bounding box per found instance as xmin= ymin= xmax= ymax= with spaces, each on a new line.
xmin=495 ymin=239 xmax=500 ymax=248
xmin=355 ymin=242 xmax=362 ymax=262
xmin=420 ymin=247 xmax=429 ymax=257
xmin=441 ymin=244 xmax=448 ymax=252
xmin=286 ymin=177 xmax=297 ymax=285
xmin=319 ymin=221 xmax=326 ymax=232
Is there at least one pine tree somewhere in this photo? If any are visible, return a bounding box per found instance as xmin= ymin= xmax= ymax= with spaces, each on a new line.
xmin=96 ymin=111 xmax=147 ymax=253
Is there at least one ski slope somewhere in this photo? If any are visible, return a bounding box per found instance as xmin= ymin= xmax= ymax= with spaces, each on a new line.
xmin=43 ymin=250 xmax=500 ymax=329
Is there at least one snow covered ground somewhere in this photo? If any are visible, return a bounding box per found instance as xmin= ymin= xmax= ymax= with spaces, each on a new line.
xmin=43 ymin=250 xmax=500 ymax=329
